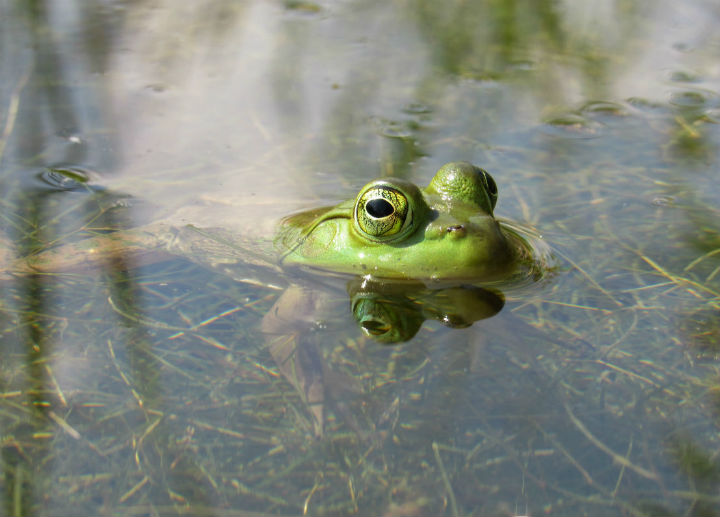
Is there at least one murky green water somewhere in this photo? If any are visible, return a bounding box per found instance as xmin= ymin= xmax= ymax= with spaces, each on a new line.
xmin=2 ymin=1 xmax=720 ymax=515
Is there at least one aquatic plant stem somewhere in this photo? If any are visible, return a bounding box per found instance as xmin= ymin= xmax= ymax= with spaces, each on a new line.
xmin=432 ymin=441 xmax=459 ymax=517
xmin=0 ymin=66 xmax=32 ymax=163
xmin=564 ymin=402 xmax=657 ymax=481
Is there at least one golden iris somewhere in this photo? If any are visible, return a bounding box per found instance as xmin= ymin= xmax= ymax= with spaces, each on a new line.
xmin=354 ymin=185 xmax=410 ymax=240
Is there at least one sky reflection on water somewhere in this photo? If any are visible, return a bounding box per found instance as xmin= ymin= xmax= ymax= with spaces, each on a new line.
xmin=1 ymin=0 xmax=720 ymax=515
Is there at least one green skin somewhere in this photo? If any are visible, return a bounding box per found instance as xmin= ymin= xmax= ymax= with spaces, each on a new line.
xmin=278 ymin=162 xmax=518 ymax=282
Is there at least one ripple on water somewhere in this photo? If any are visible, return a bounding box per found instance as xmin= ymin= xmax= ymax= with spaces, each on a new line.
xmin=579 ymin=100 xmax=629 ymax=117
xmin=401 ymin=102 xmax=432 ymax=115
xmin=669 ymin=90 xmax=709 ymax=108
xmin=539 ymin=111 xmax=602 ymax=139
xmin=669 ymin=70 xmax=702 ymax=84
xmin=36 ymin=165 xmax=100 ymax=192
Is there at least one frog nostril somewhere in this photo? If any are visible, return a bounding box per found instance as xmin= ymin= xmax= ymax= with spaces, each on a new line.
xmin=446 ymin=225 xmax=467 ymax=238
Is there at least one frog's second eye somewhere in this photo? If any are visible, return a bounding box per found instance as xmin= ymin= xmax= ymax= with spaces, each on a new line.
xmin=354 ymin=185 xmax=411 ymax=241
xmin=480 ymin=169 xmax=498 ymax=210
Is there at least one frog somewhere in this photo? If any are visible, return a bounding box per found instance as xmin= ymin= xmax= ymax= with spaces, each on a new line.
xmin=276 ymin=161 xmax=532 ymax=283
xmin=1 ymin=161 xmax=549 ymax=436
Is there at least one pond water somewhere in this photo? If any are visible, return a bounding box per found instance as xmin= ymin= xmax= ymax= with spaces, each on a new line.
xmin=2 ymin=0 xmax=720 ymax=515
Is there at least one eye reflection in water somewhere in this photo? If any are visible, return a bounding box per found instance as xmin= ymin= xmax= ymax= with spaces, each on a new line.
xmin=349 ymin=276 xmax=505 ymax=344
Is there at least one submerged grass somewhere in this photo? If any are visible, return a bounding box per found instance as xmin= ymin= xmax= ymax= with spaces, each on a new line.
xmin=2 ymin=154 xmax=720 ymax=516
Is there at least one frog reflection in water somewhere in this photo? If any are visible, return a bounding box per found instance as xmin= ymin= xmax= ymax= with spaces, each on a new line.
xmin=4 ymin=162 xmax=547 ymax=435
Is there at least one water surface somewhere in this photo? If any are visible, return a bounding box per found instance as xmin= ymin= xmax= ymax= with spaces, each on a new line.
xmin=1 ymin=1 xmax=720 ymax=515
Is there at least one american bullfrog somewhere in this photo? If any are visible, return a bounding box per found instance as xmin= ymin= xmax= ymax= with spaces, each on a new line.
xmin=2 ymin=161 xmax=549 ymax=435
xmin=277 ymin=161 xmax=530 ymax=283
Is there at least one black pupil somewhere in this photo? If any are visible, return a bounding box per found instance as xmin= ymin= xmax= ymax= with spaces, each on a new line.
xmin=366 ymin=198 xmax=394 ymax=218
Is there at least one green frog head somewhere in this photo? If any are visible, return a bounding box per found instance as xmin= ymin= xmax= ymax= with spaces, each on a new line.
xmin=278 ymin=162 xmax=523 ymax=282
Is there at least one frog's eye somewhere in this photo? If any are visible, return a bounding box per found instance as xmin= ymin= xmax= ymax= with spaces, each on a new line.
xmin=479 ymin=169 xmax=498 ymax=210
xmin=354 ymin=185 xmax=412 ymax=241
